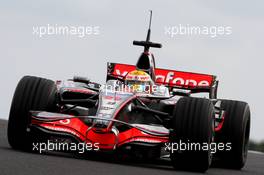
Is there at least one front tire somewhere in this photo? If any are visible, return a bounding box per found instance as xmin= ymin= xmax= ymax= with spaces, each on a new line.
xmin=7 ymin=76 xmax=57 ymax=151
xmin=216 ymin=100 xmax=250 ymax=169
xmin=170 ymin=97 xmax=215 ymax=172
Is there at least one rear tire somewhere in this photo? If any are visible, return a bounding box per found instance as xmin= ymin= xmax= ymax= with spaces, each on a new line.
xmin=216 ymin=100 xmax=250 ymax=169
xmin=7 ymin=76 xmax=57 ymax=151
xmin=170 ymin=97 xmax=215 ymax=172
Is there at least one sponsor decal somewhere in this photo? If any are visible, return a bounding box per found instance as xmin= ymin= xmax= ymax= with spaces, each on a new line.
xmin=59 ymin=119 xmax=70 ymax=125
xmin=155 ymin=71 xmax=210 ymax=87
xmin=101 ymin=106 xmax=115 ymax=110
xmin=129 ymin=137 xmax=164 ymax=143
xmin=110 ymin=63 xmax=213 ymax=88
xmin=64 ymin=88 xmax=97 ymax=94
xmin=126 ymin=75 xmax=150 ymax=81
xmin=106 ymin=101 xmax=116 ymax=105
xmin=42 ymin=125 xmax=80 ymax=138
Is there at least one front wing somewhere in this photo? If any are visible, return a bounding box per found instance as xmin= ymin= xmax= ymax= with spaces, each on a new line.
xmin=30 ymin=111 xmax=169 ymax=150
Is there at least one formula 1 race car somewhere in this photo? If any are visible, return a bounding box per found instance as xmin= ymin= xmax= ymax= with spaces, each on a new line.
xmin=7 ymin=12 xmax=250 ymax=172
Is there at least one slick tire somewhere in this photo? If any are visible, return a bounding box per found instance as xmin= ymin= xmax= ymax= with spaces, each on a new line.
xmin=216 ymin=100 xmax=250 ymax=169
xmin=170 ymin=97 xmax=215 ymax=172
xmin=7 ymin=76 xmax=57 ymax=151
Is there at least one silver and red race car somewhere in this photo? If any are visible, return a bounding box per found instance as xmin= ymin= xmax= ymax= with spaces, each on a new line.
xmin=7 ymin=13 xmax=250 ymax=172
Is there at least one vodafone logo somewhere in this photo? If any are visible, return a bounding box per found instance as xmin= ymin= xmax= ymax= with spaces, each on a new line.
xmin=114 ymin=68 xmax=211 ymax=87
xmin=155 ymin=71 xmax=210 ymax=87
xmin=59 ymin=119 xmax=70 ymax=125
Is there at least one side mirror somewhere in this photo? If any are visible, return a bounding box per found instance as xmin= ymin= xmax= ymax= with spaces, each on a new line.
xmin=73 ymin=76 xmax=90 ymax=84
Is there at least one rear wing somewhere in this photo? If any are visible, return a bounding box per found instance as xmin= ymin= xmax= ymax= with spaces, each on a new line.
xmin=107 ymin=63 xmax=218 ymax=98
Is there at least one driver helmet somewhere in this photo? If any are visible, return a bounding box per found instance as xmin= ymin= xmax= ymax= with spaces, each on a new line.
xmin=124 ymin=70 xmax=153 ymax=93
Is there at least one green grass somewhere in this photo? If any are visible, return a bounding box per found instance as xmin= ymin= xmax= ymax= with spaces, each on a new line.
xmin=249 ymin=140 xmax=264 ymax=152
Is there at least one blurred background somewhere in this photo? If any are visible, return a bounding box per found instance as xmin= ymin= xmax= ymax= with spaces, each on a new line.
xmin=0 ymin=0 xmax=263 ymax=144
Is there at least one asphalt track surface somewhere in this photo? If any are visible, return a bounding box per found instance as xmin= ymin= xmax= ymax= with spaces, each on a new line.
xmin=0 ymin=119 xmax=263 ymax=175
